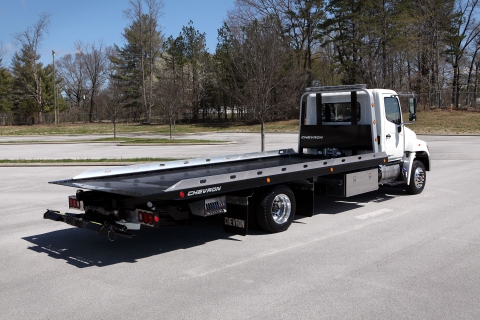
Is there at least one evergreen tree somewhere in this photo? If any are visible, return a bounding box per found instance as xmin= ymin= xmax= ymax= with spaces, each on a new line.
xmin=179 ymin=21 xmax=208 ymax=122
xmin=110 ymin=0 xmax=163 ymax=123
xmin=10 ymin=13 xmax=51 ymax=123
xmin=214 ymin=23 xmax=237 ymax=120
xmin=0 ymin=58 xmax=13 ymax=116
xmin=10 ymin=49 xmax=54 ymax=124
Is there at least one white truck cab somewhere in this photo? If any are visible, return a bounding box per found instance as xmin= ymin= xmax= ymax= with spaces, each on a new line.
xmin=299 ymin=84 xmax=430 ymax=194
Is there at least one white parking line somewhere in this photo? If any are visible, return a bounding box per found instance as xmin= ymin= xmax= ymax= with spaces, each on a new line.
xmin=355 ymin=208 xmax=393 ymax=220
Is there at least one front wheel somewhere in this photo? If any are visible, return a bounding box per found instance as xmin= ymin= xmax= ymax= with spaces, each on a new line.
xmin=406 ymin=160 xmax=426 ymax=195
xmin=256 ymin=185 xmax=296 ymax=233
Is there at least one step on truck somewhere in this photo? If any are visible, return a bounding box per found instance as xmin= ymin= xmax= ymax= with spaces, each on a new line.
xmin=44 ymin=84 xmax=430 ymax=239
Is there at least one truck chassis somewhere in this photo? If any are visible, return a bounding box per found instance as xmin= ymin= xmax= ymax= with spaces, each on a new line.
xmin=44 ymin=85 xmax=429 ymax=239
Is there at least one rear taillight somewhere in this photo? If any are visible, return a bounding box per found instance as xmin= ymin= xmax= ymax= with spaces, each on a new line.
xmin=68 ymin=196 xmax=81 ymax=209
xmin=137 ymin=210 xmax=157 ymax=225
xmin=143 ymin=212 xmax=149 ymax=224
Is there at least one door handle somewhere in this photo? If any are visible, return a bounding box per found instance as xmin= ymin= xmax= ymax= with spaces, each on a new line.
xmin=386 ymin=134 xmax=391 ymax=139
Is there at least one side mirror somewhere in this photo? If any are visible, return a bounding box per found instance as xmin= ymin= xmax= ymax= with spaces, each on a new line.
xmin=409 ymin=97 xmax=417 ymax=122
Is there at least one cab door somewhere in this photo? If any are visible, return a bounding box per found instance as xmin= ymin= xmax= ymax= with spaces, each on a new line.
xmin=383 ymin=96 xmax=404 ymax=161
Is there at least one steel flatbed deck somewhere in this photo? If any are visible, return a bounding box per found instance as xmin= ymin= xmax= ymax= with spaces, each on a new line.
xmin=50 ymin=148 xmax=387 ymax=201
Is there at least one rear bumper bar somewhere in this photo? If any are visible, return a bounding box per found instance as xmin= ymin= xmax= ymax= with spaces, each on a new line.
xmin=44 ymin=209 xmax=135 ymax=240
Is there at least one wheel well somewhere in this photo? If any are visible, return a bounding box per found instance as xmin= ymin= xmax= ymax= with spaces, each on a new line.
xmin=415 ymin=152 xmax=430 ymax=171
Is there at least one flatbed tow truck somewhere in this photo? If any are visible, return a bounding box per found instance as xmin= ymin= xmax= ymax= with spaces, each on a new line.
xmin=44 ymin=85 xmax=430 ymax=239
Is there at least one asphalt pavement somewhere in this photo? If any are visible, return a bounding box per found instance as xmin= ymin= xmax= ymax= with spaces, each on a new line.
xmin=0 ymin=132 xmax=298 ymax=161
xmin=0 ymin=134 xmax=479 ymax=319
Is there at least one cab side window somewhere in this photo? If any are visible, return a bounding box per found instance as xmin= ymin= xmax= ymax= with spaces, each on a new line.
xmin=384 ymin=97 xmax=401 ymax=125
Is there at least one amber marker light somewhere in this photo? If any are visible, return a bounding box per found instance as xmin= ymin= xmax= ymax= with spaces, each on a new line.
xmin=266 ymin=178 xmax=271 ymax=183
xmin=330 ymin=168 xmax=334 ymax=172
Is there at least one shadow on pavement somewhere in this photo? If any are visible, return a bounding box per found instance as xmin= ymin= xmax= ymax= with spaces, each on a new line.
xmin=23 ymin=187 xmax=407 ymax=268
xmin=23 ymin=215 xmax=240 ymax=268
xmin=304 ymin=186 xmax=407 ymax=217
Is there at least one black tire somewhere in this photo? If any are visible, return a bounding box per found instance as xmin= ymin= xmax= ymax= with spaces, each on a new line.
xmin=406 ymin=160 xmax=426 ymax=195
xmin=256 ymin=185 xmax=296 ymax=233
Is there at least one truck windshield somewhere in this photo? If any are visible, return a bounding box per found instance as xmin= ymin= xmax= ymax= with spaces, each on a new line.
xmin=322 ymin=102 xmax=360 ymax=122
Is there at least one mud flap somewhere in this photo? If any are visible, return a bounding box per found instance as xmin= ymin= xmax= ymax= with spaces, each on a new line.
xmin=403 ymin=151 xmax=416 ymax=185
xmin=291 ymin=180 xmax=315 ymax=217
xmin=223 ymin=196 xmax=250 ymax=236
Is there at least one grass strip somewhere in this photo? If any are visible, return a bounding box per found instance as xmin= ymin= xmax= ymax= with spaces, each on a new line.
xmin=0 ymin=158 xmax=177 ymax=164
xmin=92 ymin=137 xmax=228 ymax=144
xmin=0 ymin=120 xmax=298 ymax=136
xmin=1 ymin=112 xmax=479 ymax=136
xmin=0 ymin=138 xmax=228 ymax=144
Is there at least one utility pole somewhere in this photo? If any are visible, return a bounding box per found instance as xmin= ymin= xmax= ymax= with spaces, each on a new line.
xmin=52 ymin=50 xmax=58 ymax=125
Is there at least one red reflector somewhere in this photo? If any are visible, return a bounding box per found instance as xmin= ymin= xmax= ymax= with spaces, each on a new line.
xmin=138 ymin=211 xmax=143 ymax=222
xmin=180 ymin=191 xmax=185 ymax=198
xmin=69 ymin=197 xmax=80 ymax=209
xmin=154 ymin=216 xmax=159 ymax=223
xmin=148 ymin=213 xmax=153 ymax=225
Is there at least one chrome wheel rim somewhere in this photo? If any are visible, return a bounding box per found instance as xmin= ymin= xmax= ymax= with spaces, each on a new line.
xmin=414 ymin=167 xmax=425 ymax=189
xmin=271 ymin=194 xmax=291 ymax=224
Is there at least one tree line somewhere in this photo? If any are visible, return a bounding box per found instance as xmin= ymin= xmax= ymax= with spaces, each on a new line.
xmin=1 ymin=0 xmax=480 ymax=129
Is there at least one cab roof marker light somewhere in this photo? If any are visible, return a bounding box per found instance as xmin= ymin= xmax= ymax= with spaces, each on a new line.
xmin=306 ymin=84 xmax=366 ymax=92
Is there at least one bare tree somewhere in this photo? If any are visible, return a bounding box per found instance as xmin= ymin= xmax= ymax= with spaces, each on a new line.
xmin=446 ymin=0 xmax=480 ymax=108
xmin=228 ymin=18 xmax=304 ymax=151
xmin=157 ymin=70 xmax=184 ymax=139
xmin=75 ymin=40 xmax=109 ymax=122
xmin=230 ymin=0 xmax=325 ymax=85
xmin=56 ymin=52 xmax=88 ymax=121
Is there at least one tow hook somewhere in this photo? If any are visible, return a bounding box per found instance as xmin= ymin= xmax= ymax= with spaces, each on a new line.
xmin=99 ymin=223 xmax=128 ymax=242
xmin=108 ymin=226 xmax=116 ymax=242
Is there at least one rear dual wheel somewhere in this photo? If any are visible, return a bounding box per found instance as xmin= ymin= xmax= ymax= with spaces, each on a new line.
xmin=256 ymin=185 xmax=296 ymax=233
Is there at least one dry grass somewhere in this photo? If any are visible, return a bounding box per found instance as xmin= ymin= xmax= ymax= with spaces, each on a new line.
xmin=0 ymin=111 xmax=478 ymax=136
xmin=407 ymin=110 xmax=480 ymax=134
